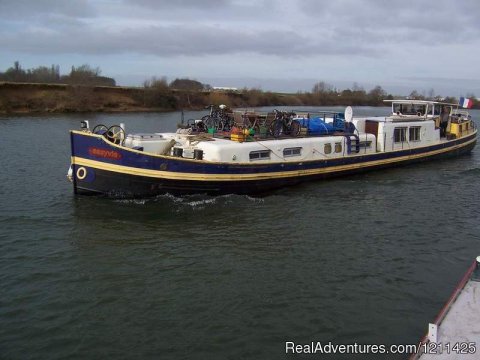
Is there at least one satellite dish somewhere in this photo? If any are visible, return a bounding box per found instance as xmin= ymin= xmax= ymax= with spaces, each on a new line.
xmin=345 ymin=106 xmax=353 ymax=122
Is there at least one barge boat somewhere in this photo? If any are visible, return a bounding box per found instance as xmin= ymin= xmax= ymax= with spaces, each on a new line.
xmin=68 ymin=100 xmax=477 ymax=197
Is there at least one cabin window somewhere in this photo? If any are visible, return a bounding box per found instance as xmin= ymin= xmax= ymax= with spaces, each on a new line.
xmin=283 ymin=147 xmax=302 ymax=157
xmin=394 ymin=127 xmax=407 ymax=143
xmin=409 ymin=126 xmax=421 ymax=141
xmin=393 ymin=103 xmax=426 ymax=115
xmin=358 ymin=141 xmax=372 ymax=149
xmin=334 ymin=142 xmax=342 ymax=153
xmin=249 ymin=150 xmax=270 ymax=161
xmin=324 ymin=143 xmax=332 ymax=154
xmin=414 ymin=105 xmax=426 ymax=116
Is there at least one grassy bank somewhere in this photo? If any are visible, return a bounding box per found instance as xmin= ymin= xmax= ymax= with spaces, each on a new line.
xmin=0 ymin=82 xmax=384 ymax=115
xmin=0 ymin=82 xmax=164 ymax=114
xmin=0 ymin=81 xmax=476 ymax=115
xmin=0 ymin=82 xmax=328 ymax=114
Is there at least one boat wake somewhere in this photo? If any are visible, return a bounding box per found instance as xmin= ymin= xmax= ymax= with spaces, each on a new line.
xmin=460 ymin=167 xmax=480 ymax=176
xmin=114 ymin=192 xmax=264 ymax=211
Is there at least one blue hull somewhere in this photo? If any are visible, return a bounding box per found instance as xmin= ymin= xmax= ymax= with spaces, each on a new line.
xmin=69 ymin=131 xmax=477 ymax=197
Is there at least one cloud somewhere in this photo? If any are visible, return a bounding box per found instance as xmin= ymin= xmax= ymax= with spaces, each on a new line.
xmin=0 ymin=23 xmax=309 ymax=56
xmin=128 ymin=0 xmax=231 ymax=9
xmin=2 ymin=0 xmax=478 ymax=59
xmin=0 ymin=0 xmax=95 ymax=19
xmin=0 ymin=21 xmax=384 ymax=58
xmin=298 ymin=0 xmax=480 ymax=45
xmin=0 ymin=0 xmax=479 ymax=93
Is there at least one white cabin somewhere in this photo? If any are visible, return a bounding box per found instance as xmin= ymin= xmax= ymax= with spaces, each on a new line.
xmin=120 ymin=100 xmax=474 ymax=164
xmin=351 ymin=116 xmax=439 ymax=153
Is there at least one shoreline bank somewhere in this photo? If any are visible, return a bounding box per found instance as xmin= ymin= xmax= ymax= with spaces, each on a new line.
xmin=3 ymin=82 xmax=475 ymax=115
xmin=0 ymin=82 xmax=393 ymax=115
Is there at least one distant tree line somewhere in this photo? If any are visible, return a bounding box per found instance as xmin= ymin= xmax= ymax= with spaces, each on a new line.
xmin=143 ymin=76 xmax=211 ymax=91
xmin=293 ymin=81 xmax=478 ymax=108
xmin=138 ymin=77 xmax=479 ymax=109
xmin=1 ymin=62 xmax=478 ymax=111
xmin=140 ymin=77 xmax=213 ymax=108
xmin=0 ymin=61 xmax=116 ymax=86
xmin=295 ymin=81 xmax=393 ymax=106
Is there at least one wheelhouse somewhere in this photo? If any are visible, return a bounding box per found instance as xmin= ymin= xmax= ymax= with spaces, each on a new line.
xmin=385 ymin=99 xmax=458 ymax=119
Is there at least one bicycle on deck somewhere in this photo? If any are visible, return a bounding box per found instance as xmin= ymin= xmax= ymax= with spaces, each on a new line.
xmin=269 ymin=110 xmax=301 ymax=138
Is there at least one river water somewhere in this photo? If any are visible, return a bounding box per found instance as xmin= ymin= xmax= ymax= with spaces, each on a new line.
xmin=1 ymin=107 xmax=479 ymax=359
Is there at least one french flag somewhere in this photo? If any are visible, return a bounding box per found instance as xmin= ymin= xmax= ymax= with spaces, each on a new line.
xmin=459 ymin=97 xmax=473 ymax=108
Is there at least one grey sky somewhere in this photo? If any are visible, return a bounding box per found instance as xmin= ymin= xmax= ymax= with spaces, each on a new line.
xmin=1 ymin=0 xmax=479 ymax=95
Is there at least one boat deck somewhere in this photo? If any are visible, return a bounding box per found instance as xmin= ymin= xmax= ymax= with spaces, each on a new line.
xmin=415 ymin=261 xmax=480 ymax=359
